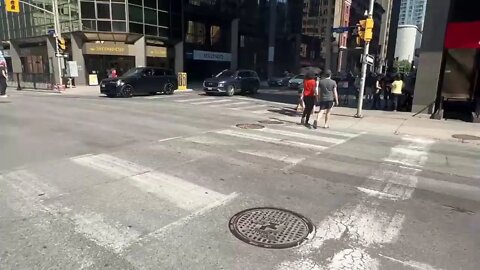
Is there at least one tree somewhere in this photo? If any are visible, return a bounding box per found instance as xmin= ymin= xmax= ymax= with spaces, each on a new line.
xmin=394 ymin=60 xmax=412 ymax=73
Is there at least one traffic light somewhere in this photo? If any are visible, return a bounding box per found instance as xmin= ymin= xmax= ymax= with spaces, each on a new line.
xmin=5 ymin=0 xmax=20 ymax=13
xmin=356 ymin=20 xmax=366 ymax=46
xmin=57 ymin=37 xmax=66 ymax=53
xmin=364 ymin=17 xmax=374 ymax=42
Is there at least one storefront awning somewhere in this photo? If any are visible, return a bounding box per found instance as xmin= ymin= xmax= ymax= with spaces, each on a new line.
xmin=445 ymin=21 xmax=480 ymax=49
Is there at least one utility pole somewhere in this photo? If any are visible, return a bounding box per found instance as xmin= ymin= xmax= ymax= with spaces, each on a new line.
xmin=355 ymin=0 xmax=375 ymax=118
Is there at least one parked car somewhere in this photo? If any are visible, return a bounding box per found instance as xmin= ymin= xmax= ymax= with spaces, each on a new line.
xmin=268 ymin=75 xmax=292 ymax=87
xmin=203 ymin=69 xmax=260 ymax=96
xmin=288 ymin=74 xmax=305 ymax=90
xmin=100 ymin=67 xmax=177 ymax=98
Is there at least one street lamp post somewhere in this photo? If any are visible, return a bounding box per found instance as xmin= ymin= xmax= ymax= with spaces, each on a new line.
xmin=19 ymin=0 xmax=63 ymax=88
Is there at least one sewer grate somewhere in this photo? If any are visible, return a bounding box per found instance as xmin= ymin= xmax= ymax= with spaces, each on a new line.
xmin=258 ymin=120 xmax=284 ymax=125
xmin=229 ymin=207 xmax=315 ymax=249
xmin=452 ymin=134 xmax=480 ymax=141
xmin=236 ymin=123 xmax=265 ymax=129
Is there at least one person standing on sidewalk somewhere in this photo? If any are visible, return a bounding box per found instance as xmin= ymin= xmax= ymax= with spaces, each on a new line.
xmin=0 ymin=63 xmax=8 ymax=98
xmin=300 ymin=72 xmax=317 ymax=126
xmin=371 ymin=74 xmax=382 ymax=110
xmin=313 ymin=70 xmax=338 ymax=129
xmin=391 ymin=74 xmax=404 ymax=112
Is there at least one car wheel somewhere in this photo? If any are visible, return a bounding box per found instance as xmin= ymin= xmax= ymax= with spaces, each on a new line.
xmin=149 ymin=91 xmax=157 ymax=95
xmin=250 ymin=85 xmax=259 ymax=95
xmin=226 ymin=85 xmax=235 ymax=96
xmin=164 ymin=82 xmax=175 ymax=95
xmin=120 ymin=85 xmax=133 ymax=98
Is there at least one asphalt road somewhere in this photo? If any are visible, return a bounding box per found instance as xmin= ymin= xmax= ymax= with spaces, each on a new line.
xmin=1 ymin=89 xmax=479 ymax=270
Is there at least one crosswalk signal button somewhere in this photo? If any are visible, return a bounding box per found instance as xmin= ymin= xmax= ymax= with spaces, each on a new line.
xmin=5 ymin=0 xmax=20 ymax=13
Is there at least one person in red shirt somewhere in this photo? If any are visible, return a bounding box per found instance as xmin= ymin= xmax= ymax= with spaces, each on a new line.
xmin=301 ymin=72 xmax=317 ymax=126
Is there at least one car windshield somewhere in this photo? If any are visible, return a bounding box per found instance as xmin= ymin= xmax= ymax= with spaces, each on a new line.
xmin=293 ymin=75 xmax=305 ymax=79
xmin=122 ymin=68 xmax=142 ymax=77
xmin=215 ymin=70 xmax=235 ymax=78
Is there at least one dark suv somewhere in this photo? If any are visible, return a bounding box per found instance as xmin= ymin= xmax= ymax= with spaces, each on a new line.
xmin=203 ymin=69 xmax=260 ymax=96
xmin=100 ymin=67 xmax=177 ymax=98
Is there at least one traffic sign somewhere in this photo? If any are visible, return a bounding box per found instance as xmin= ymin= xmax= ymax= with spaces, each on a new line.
xmin=5 ymin=0 xmax=20 ymax=13
xmin=332 ymin=27 xmax=351 ymax=34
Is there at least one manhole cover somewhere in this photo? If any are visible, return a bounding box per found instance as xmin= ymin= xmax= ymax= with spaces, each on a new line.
xmin=452 ymin=134 xmax=480 ymax=141
xmin=258 ymin=120 xmax=284 ymax=125
xmin=236 ymin=123 xmax=265 ymax=129
xmin=229 ymin=207 xmax=315 ymax=249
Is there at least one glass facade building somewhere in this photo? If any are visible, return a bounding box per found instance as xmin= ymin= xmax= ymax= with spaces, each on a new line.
xmin=0 ymin=0 xmax=302 ymax=86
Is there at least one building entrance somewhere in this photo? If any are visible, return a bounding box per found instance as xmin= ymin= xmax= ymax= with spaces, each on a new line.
xmin=84 ymin=55 xmax=135 ymax=81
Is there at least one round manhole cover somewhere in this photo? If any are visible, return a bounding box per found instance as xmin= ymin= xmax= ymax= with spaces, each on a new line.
xmin=452 ymin=134 xmax=480 ymax=141
xmin=229 ymin=207 xmax=315 ymax=249
xmin=236 ymin=123 xmax=265 ymax=129
xmin=258 ymin=120 xmax=284 ymax=125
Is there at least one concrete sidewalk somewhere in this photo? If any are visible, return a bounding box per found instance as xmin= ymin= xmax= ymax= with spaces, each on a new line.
xmin=273 ymin=106 xmax=480 ymax=145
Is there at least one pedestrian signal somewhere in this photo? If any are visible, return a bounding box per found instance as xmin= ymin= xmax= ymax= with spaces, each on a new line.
xmin=5 ymin=0 xmax=20 ymax=13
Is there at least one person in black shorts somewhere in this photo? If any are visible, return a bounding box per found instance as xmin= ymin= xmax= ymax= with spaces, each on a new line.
xmin=313 ymin=70 xmax=339 ymax=129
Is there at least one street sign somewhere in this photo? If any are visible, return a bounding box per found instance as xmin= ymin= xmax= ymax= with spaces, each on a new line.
xmin=5 ymin=0 xmax=20 ymax=13
xmin=366 ymin=54 xmax=374 ymax=64
xmin=47 ymin=29 xmax=56 ymax=36
xmin=332 ymin=27 xmax=351 ymax=34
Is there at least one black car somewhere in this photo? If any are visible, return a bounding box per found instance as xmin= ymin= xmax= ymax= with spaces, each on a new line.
xmin=268 ymin=76 xmax=292 ymax=87
xmin=100 ymin=67 xmax=177 ymax=98
xmin=203 ymin=69 xmax=260 ymax=96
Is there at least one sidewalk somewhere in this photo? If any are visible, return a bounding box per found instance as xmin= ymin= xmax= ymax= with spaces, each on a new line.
xmin=272 ymin=106 xmax=480 ymax=145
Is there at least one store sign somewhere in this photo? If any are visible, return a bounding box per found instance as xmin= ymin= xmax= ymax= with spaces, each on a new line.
xmin=445 ymin=21 xmax=480 ymax=49
xmin=193 ymin=50 xmax=231 ymax=62
xmin=84 ymin=43 xmax=128 ymax=55
xmin=146 ymin=46 xmax=167 ymax=58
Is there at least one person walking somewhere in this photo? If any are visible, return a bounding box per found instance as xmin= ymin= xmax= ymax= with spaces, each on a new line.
xmin=313 ymin=70 xmax=338 ymax=129
xmin=0 ymin=63 xmax=8 ymax=98
xmin=300 ymin=72 xmax=317 ymax=126
xmin=391 ymin=74 xmax=404 ymax=111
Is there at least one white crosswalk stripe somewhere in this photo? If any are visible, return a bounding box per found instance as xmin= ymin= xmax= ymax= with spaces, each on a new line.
xmin=190 ymin=99 xmax=232 ymax=105
xmin=175 ymin=96 xmax=217 ymax=103
xmin=259 ymin=127 xmax=345 ymax=145
xmin=71 ymin=153 xmax=230 ymax=211
xmin=208 ymin=101 xmax=250 ymax=108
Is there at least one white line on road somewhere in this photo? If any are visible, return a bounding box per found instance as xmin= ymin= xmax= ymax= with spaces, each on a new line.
xmin=72 ymin=154 xmax=229 ymax=211
xmin=175 ymin=97 xmax=217 ymax=103
xmin=190 ymin=99 xmax=232 ymax=105
xmin=237 ymin=149 xmax=305 ymax=164
xmin=158 ymin=136 xmax=184 ymax=142
xmin=283 ymin=124 xmax=360 ymax=138
xmin=231 ymin=104 xmax=269 ymax=111
xmin=260 ymin=127 xmax=345 ymax=145
xmin=216 ymin=129 xmax=327 ymax=151
xmin=208 ymin=101 xmax=249 ymax=108
xmin=378 ymin=254 xmax=440 ymax=270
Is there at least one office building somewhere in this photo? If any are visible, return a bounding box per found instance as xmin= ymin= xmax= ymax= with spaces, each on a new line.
xmin=0 ymin=0 xmax=302 ymax=86
xmin=399 ymin=0 xmax=427 ymax=30
xmin=413 ymin=0 xmax=480 ymax=122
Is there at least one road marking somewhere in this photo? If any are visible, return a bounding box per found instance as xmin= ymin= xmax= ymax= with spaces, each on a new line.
xmin=158 ymin=136 xmax=184 ymax=142
xmin=231 ymin=104 xmax=269 ymax=111
xmin=277 ymin=259 xmax=323 ymax=270
xmin=209 ymin=101 xmax=249 ymax=108
xmin=359 ymin=136 xmax=433 ymax=200
xmin=138 ymin=192 xmax=238 ymax=242
xmin=71 ymin=210 xmax=141 ymax=253
xmin=1 ymin=169 xmax=141 ymax=254
xmin=175 ymin=97 xmax=216 ymax=103
xmin=297 ymin=203 xmax=404 ymax=256
xmin=190 ymin=99 xmax=232 ymax=105
xmin=329 ymin=248 xmax=379 ymax=270
xmin=260 ymin=127 xmax=345 ymax=145
xmin=378 ymin=254 xmax=440 ymax=270
xmin=283 ymin=124 xmax=359 ymax=138
xmin=72 ymin=154 xmax=228 ymax=211
xmin=216 ymin=129 xmax=327 ymax=151
xmin=237 ymin=149 xmax=305 ymax=164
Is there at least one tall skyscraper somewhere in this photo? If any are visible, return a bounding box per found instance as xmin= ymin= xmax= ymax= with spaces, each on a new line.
xmin=399 ymin=0 xmax=427 ymax=29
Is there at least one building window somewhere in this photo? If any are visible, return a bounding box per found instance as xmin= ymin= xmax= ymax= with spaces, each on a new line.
xmin=158 ymin=11 xmax=169 ymax=27
xmin=112 ymin=22 xmax=126 ymax=32
xmin=185 ymin=21 xmax=205 ymax=45
xmin=97 ymin=21 xmax=112 ymax=32
xmin=112 ymin=4 xmax=126 ymax=20
xmin=210 ymin=25 xmax=221 ymax=45
xmin=130 ymin=22 xmax=143 ymax=34
xmin=144 ymin=8 xmax=157 ymax=25
xmin=129 ymin=5 xmax=143 ymax=23
xmin=80 ymin=1 xmax=95 ymax=19
xmin=82 ymin=20 xmax=96 ymax=31
xmin=97 ymin=3 xmax=110 ymax=19
xmin=145 ymin=25 xmax=158 ymax=36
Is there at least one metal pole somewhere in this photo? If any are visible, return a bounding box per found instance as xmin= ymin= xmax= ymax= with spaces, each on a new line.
xmin=52 ymin=0 xmax=63 ymax=88
xmin=355 ymin=0 xmax=375 ymax=118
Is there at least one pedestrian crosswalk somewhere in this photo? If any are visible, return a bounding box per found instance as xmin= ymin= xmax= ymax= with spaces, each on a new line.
xmin=142 ymin=92 xmax=285 ymax=114
xmin=3 ymin=121 xmax=454 ymax=269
